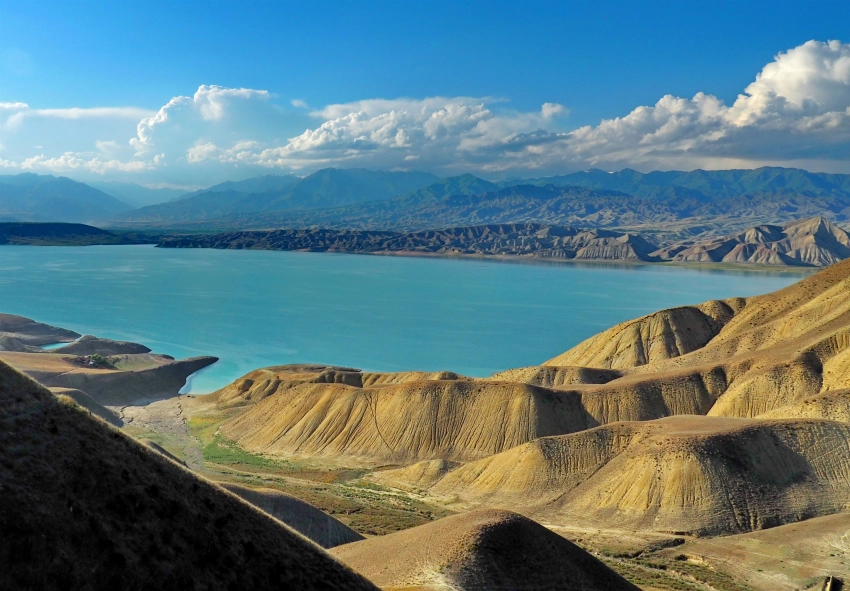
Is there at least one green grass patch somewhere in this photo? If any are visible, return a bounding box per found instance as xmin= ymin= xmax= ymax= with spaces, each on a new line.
xmin=201 ymin=434 xmax=291 ymax=469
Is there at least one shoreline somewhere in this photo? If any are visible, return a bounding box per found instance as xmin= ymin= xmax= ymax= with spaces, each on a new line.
xmin=156 ymin=243 xmax=821 ymax=274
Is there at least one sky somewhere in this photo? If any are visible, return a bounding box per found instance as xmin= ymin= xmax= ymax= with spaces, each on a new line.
xmin=1 ymin=0 xmax=849 ymax=187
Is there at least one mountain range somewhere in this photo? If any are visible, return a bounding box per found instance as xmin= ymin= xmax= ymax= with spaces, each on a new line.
xmin=7 ymin=167 xmax=850 ymax=248
xmin=105 ymin=167 xmax=850 ymax=242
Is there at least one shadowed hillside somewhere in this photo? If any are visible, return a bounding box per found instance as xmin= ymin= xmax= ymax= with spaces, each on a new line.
xmin=0 ymin=361 xmax=378 ymax=591
xmin=330 ymin=509 xmax=640 ymax=591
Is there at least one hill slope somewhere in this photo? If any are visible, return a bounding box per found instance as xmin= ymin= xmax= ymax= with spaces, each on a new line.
xmin=0 ymin=361 xmax=378 ymax=590
xmin=0 ymin=173 xmax=132 ymax=223
xmin=217 ymin=367 xmax=594 ymax=463
xmin=425 ymin=415 xmax=850 ymax=536
xmin=330 ymin=509 xmax=639 ymax=591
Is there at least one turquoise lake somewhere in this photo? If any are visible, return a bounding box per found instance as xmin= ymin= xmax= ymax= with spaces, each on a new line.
xmin=0 ymin=245 xmax=809 ymax=393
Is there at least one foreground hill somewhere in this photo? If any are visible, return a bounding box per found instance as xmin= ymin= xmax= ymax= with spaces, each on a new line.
xmin=112 ymin=168 xmax=438 ymax=223
xmin=0 ymin=173 xmax=132 ymax=223
xmin=654 ymin=216 xmax=850 ymax=266
xmin=0 ymin=361 xmax=378 ymax=591
xmin=158 ymin=222 xmax=661 ymax=262
xmin=330 ymin=509 xmax=639 ymax=591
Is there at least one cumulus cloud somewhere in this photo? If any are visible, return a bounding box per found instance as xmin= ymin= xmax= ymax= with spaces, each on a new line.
xmin=2 ymin=39 xmax=850 ymax=182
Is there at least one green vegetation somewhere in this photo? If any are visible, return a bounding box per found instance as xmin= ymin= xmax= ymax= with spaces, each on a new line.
xmin=202 ymin=434 xmax=290 ymax=469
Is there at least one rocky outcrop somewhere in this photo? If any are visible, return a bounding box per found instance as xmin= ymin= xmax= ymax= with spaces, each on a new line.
xmin=655 ymin=217 xmax=850 ymax=266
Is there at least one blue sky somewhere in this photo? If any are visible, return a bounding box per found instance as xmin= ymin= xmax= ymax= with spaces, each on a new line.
xmin=1 ymin=0 xmax=849 ymax=186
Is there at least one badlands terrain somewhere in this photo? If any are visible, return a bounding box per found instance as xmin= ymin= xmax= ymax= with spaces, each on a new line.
xmin=158 ymin=216 xmax=850 ymax=268
xmin=3 ymin=258 xmax=850 ymax=589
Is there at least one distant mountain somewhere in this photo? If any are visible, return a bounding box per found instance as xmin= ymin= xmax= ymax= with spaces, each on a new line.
xmin=157 ymin=222 xmax=660 ymax=262
xmin=88 ymin=180 xmax=188 ymax=208
xmin=521 ymin=166 xmax=850 ymax=200
xmin=186 ymin=174 xmax=301 ymax=197
xmin=111 ymin=168 xmax=439 ymax=223
xmin=104 ymin=166 xmax=850 ymax=239
xmin=0 ymin=174 xmax=132 ymax=223
xmin=654 ymin=216 xmax=850 ymax=266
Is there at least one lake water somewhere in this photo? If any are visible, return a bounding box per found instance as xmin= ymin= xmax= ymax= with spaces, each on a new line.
xmin=0 ymin=245 xmax=808 ymax=393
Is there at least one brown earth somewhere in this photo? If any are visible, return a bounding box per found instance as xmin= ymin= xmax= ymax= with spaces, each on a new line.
xmin=330 ymin=509 xmax=640 ymax=591
xmin=0 ymin=360 xmax=378 ymax=591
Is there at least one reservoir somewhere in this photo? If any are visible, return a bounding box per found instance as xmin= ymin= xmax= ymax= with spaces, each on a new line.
xmin=0 ymin=245 xmax=808 ymax=393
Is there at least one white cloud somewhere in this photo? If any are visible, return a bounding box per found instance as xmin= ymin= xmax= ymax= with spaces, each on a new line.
xmin=2 ymin=39 xmax=850 ymax=183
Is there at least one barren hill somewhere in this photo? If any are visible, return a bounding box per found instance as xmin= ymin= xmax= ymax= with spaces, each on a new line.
xmin=423 ymin=415 xmax=850 ymax=536
xmin=0 ymin=361 xmax=378 ymax=591
xmin=655 ymin=216 xmax=850 ymax=266
xmin=330 ymin=509 xmax=639 ymax=591
xmin=218 ymin=368 xmax=595 ymax=463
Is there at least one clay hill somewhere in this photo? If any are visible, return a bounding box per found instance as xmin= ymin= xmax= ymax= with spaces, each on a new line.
xmin=0 ymin=361 xmax=378 ymax=591
xmin=0 ymin=313 xmax=217 ymax=410
xmin=158 ymin=222 xmax=660 ymax=262
xmin=653 ymin=216 xmax=850 ymax=266
xmin=330 ymin=509 xmax=639 ymax=591
xmin=205 ymin=258 xmax=850 ymax=538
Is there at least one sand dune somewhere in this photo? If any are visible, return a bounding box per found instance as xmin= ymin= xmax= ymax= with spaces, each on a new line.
xmin=427 ymin=415 xmax=850 ymax=536
xmin=0 ymin=360 xmax=378 ymax=591
xmin=330 ymin=509 xmax=639 ymax=591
